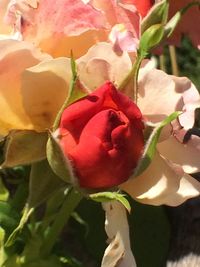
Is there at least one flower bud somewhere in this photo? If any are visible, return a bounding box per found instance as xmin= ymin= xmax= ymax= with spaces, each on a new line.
xmin=58 ymin=82 xmax=144 ymax=189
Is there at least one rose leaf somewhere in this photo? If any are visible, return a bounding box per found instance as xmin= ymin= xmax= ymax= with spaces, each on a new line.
xmin=89 ymin=192 xmax=131 ymax=213
xmin=1 ymin=130 xmax=48 ymax=168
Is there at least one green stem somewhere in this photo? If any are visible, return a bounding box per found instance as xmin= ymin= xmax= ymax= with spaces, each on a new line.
xmin=53 ymin=58 xmax=77 ymax=131
xmin=169 ymin=45 xmax=179 ymax=76
xmin=41 ymin=187 xmax=82 ymax=257
xmin=119 ymin=54 xmax=143 ymax=103
xmin=159 ymin=54 xmax=166 ymax=73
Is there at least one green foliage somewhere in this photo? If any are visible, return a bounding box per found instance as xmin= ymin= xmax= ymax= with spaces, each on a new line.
xmin=69 ymin=198 xmax=170 ymax=267
xmin=0 ymin=178 xmax=9 ymax=201
xmin=130 ymin=200 xmax=170 ymax=267
xmin=177 ymin=38 xmax=200 ymax=88
xmin=28 ymin=160 xmax=64 ymax=208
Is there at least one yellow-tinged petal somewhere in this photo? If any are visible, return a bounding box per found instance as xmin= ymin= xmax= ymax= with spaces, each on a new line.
xmin=0 ymin=0 xmax=12 ymax=34
xmin=0 ymin=39 xmax=50 ymax=135
xmin=120 ymin=152 xmax=200 ymax=206
xmin=21 ymin=58 xmax=72 ymax=131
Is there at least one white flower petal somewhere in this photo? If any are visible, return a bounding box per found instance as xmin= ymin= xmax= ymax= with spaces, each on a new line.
xmin=101 ymin=201 xmax=137 ymax=267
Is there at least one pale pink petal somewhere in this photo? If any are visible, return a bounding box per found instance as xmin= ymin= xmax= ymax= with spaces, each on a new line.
xmin=119 ymin=151 xmax=200 ymax=206
xmin=157 ymin=135 xmax=200 ymax=174
xmin=138 ymin=68 xmax=200 ymax=127
xmin=172 ymin=76 xmax=200 ymax=129
xmin=138 ymin=69 xmax=179 ymax=122
xmin=0 ymin=39 xmax=50 ymax=135
xmin=101 ymin=201 xmax=137 ymax=267
xmin=77 ymin=42 xmax=133 ymax=91
xmin=168 ymin=0 xmax=200 ymax=48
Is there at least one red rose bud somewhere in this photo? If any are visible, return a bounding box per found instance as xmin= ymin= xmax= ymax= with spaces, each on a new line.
xmin=59 ymin=82 xmax=144 ymax=189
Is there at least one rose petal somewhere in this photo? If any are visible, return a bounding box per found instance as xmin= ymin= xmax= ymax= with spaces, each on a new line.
xmin=172 ymin=76 xmax=200 ymax=129
xmin=138 ymin=68 xmax=199 ymax=126
xmin=0 ymin=0 xmax=12 ymax=34
xmin=109 ymin=23 xmax=139 ymax=53
xmin=60 ymin=82 xmax=144 ymax=188
xmin=138 ymin=69 xmax=179 ymax=122
xmin=121 ymin=0 xmax=154 ymax=18
xmin=120 ymin=151 xmax=200 ymax=206
xmin=6 ymin=0 xmax=107 ymax=57
xmin=0 ymin=39 xmax=50 ymax=135
xmin=157 ymin=131 xmax=200 ymax=174
xmin=90 ymin=0 xmax=140 ymax=37
xmin=21 ymin=58 xmax=72 ymax=131
xmin=101 ymin=201 xmax=137 ymax=267
xmin=77 ymin=42 xmax=133 ymax=90
xmin=60 ymin=82 xmax=110 ymax=137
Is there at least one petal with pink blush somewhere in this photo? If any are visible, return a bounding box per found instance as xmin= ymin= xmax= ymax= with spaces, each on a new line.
xmin=109 ymin=24 xmax=139 ymax=53
xmin=77 ymin=42 xmax=133 ymax=91
xmin=0 ymin=39 xmax=50 ymax=135
xmin=5 ymin=0 xmax=107 ymax=57
xmin=90 ymin=0 xmax=140 ymax=38
xmin=119 ymin=151 xmax=200 ymax=206
xmin=6 ymin=0 xmax=141 ymax=56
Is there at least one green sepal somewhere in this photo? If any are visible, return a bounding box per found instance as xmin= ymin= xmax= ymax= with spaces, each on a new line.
xmin=1 ymin=130 xmax=48 ymax=168
xmin=89 ymin=192 xmax=131 ymax=213
xmin=164 ymin=1 xmax=200 ymax=38
xmin=134 ymin=111 xmax=181 ymax=177
xmin=53 ymin=56 xmax=87 ymax=131
xmin=139 ymin=24 xmax=165 ymax=57
xmin=46 ymin=131 xmax=74 ymax=184
xmin=141 ymin=0 xmax=169 ymax=33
